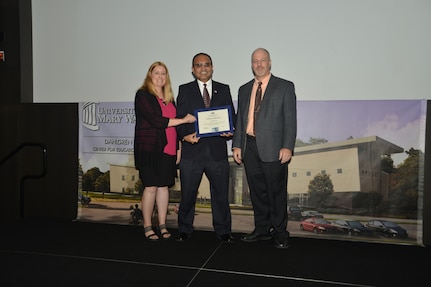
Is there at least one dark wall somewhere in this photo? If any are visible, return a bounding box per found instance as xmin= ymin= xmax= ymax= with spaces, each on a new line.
xmin=0 ymin=104 xmax=78 ymax=222
xmin=423 ymin=102 xmax=431 ymax=246
xmin=0 ymin=1 xmax=77 ymax=223
xmin=0 ymin=0 xmax=33 ymax=104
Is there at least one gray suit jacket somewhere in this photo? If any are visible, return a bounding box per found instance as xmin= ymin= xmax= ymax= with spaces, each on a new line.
xmin=232 ymin=74 xmax=297 ymax=162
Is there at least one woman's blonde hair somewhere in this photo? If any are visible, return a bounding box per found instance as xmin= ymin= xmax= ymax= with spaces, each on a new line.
xmin=139 ymin=61 xmax=174 ymax=103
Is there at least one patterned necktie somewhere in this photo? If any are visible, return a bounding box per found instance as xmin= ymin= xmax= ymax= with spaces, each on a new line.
xmin=203 ymin=83 xmax=210 ymax=108
xmin=253 ymin=81 xmax=262 ymax=134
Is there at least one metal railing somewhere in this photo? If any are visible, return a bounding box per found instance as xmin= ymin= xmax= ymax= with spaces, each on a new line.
xmin=0 ymin=142 xmax=48 ymax=218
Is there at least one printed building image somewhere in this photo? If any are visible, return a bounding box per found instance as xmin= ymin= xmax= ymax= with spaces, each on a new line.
xmin=109 ymin=164 xmax=208 ymax=198
xmin=109 ymin=136 xmax=404 ymax=211
xmin=287 ymin=136 xmax=404 ymax=208
xmin=109 ymin=164 xmax=139 ymax=194
xmin=229 ymin=136 xmax=404 ymax=209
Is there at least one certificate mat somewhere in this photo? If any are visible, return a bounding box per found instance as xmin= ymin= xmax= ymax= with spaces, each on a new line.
xmin=194 ymin=105 xmax=234 ymax=137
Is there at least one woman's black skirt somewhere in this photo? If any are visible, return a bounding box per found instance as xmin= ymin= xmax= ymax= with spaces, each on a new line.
xmin=138 ymin=153 xmax=176 ymax=188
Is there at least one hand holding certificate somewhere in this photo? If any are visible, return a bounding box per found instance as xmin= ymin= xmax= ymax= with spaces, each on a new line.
xmin=194 ymin=105 xmax=234 ymax=137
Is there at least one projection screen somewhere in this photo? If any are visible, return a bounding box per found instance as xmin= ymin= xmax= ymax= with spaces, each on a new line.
xmin=32 ymin=0 xmax=431 ymax=103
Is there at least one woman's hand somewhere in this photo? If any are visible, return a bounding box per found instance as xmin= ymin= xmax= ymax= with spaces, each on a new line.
xmin=183 ymin=113 xmax=196 ymax=124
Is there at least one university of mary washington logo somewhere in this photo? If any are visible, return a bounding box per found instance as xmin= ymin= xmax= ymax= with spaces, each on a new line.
xmin=82 ymin=102 xmax=99 ymax=131
xmin=81 ymin=102 xmax=136 ymax=131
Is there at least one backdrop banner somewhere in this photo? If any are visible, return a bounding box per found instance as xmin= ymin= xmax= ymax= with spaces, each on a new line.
xmin=79 ymin=100 xmax=426 ymax=246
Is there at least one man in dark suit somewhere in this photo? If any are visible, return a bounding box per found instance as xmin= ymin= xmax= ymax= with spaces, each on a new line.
xmin=176 ymin=52 xmax=236 ymax=243
xmin=232 ymin=48 xmax=297 ymax=249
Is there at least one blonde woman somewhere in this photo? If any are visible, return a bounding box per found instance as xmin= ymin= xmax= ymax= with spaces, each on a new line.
xmin=134 ymin=61 xmax=195 ymax=241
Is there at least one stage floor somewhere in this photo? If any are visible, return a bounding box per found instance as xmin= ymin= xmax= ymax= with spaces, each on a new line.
xmin=1 ymin=219 xmax=429 ymax=287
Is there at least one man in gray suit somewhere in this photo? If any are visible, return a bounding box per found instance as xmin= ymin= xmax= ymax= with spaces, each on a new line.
xmin=232 ymin=48 xmax=297 ymax=249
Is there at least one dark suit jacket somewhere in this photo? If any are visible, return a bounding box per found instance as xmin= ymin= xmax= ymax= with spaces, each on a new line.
xmin=232 ymin=74 xmax=297 ymax=162
xmin=176 ymin=80 xmax=236 ymax=161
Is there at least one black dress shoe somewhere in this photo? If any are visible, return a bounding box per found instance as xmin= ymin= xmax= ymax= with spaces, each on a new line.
xmin=176 ymin=232 xmax=190 ymax=242
xmin=218 ymin=233 xmax=234 ymax=243
xmin=240 ymin=231 xmax=272 ymax=242
xmin=274 ymin=236 xmax=289 ymax=249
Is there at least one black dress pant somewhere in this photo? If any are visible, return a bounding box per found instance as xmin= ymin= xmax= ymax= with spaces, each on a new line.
xmin=243 ymin=135 xmax=289 ymax=237
xmin=178 ymin=144 xmax=232 ymax=235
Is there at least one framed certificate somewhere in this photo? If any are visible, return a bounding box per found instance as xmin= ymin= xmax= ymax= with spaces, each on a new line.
xmin=194 ymin=105 xmax=234 ymax=137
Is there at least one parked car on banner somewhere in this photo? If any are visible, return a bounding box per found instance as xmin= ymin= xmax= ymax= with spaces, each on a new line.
xmin=301 ymin=210 xmax=324 ymax=219
xmin=365 ymin=219 xmax=408 ymax=238
xmin=300 ymin=217 xmax=337 ymax=234
xmin=287 ymin=206 xmax=303 ymax=221
xmin=332 ymin=219 xmax=373 ymax=236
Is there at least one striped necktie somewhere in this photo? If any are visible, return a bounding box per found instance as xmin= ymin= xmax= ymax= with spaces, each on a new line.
xmin=203 ymin=83 xmax=210 ymax=108
xmin=253 ymin=81 xmax=262 ymax=134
